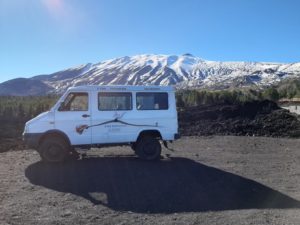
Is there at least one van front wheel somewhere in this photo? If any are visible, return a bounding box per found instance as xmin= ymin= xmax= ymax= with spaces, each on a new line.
xmin=136 ymin=136 xmax=161 ymax=160
xmin=39 ymin=137 xmax=69 ymax=163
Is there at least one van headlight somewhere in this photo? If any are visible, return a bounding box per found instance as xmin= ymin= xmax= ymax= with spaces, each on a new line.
xmin=24 ymin=124 xmax=30 ymax=133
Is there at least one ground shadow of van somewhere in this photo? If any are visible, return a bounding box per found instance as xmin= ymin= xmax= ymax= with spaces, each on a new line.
xmin=25 ymin=156 xmax=300 ymax=213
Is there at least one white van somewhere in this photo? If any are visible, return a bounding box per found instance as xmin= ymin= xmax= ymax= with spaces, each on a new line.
xmin=23 ymin=85 xmax=179 ymax=162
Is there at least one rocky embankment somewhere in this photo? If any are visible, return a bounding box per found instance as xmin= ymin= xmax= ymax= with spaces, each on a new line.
xmin=179 ymin=100 xmax=300 ymax=137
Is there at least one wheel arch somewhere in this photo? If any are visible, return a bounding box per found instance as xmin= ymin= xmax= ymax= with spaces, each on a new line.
xmin=136 ymin=129 xmax=162 ymax=142
xmin=39 ymin=129 xmax=71 ymax=148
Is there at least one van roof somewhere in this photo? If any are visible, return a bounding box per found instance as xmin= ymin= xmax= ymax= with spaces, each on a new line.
xmin=68 ymin=85 xmax=175 ymax=92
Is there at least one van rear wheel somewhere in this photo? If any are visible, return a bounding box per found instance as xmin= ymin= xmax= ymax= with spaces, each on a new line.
xmin=39 ymin=137 xmax=69 ymax=163
xmin=136 ymin=136 xmax=161 ymax=160
xmin=131 ymin=143 xmax=137 ymax=152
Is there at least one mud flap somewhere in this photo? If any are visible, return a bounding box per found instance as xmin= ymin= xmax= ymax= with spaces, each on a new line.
xmin=163 ymin=141 xmax=174 ymax=152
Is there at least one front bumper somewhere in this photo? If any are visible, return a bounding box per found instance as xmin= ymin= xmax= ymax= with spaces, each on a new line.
xmin=23 ymin=133 xmax=43 ymax=149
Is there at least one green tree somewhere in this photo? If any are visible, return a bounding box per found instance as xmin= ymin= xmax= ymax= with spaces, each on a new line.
xmin=263 ymin=88 xmax=279 ymax=101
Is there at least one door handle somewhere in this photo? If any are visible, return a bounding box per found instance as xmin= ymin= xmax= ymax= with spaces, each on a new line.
xmin=82 ymin=114 xmax=90 ymax=118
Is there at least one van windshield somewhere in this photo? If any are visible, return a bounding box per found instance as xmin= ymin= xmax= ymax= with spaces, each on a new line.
xmin=59 ymin=92 xmax=89 ymax=111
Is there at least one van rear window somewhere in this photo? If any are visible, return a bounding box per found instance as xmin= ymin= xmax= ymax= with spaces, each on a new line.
xmin=136 ymin=92 xmax=168 ymax=110
xmin=98 ymin=92 xmax=132 ymax=111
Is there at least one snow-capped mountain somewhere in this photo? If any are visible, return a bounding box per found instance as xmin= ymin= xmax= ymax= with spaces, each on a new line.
xmin=1 ymin=54 xmax=300 ymax=95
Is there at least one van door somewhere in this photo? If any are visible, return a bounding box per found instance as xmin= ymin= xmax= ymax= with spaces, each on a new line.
xmin=54 ymin=92 xmax=92 ymax=145
xmin=91 ymin=92 xmax=133 ymax=144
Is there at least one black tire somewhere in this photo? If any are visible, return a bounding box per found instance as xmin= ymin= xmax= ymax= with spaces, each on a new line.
xmin=131 ymin=143 xmax=137 ymax=152
xmin=38 ymin=137 xmax=69 ymax=163
xmin=135 ymin=136 xmax=161 ymax=161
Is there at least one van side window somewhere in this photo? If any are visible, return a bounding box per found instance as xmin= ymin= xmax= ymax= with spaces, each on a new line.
xmin=136 ymin=92 xmax=168 ymax=110
xmin=98 ymin=92 xmax=132 ymax=111
xmin=59 ymin=92 xmax=89 ymax=111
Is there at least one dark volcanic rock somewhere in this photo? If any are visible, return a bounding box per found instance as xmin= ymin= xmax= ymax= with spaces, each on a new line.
xmin=179 ymin=100 xmax=300 ymax=137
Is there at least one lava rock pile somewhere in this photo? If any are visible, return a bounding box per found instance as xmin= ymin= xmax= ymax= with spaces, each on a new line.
xmin=179 ymin=100 xmax=300 ymax=137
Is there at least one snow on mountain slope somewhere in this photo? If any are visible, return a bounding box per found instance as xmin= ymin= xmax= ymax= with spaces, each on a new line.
xmin=1 ymin=54 xmax=300 ymax=95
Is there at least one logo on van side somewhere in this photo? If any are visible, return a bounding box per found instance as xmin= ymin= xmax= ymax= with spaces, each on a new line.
xmin=113 ymin=111 xmax=126 ymax=119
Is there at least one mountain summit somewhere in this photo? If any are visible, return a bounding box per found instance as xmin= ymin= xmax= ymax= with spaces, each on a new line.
xmin=1 ymin=54 xmax=300 ymax=96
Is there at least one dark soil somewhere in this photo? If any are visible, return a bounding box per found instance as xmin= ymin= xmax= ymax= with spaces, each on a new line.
xmin=0 ymin=137 xmax=25 ymax=153
xmin=0 ymin=123 xmax=25 ymax=153
xmin=1 ymin=136 xmax=300 ymax=225
xmin=179 ymin=100 xmax=300 ymax=137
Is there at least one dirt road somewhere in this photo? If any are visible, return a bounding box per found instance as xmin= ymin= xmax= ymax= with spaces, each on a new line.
xmin=1 ymin=136 xmax=300 ymax=225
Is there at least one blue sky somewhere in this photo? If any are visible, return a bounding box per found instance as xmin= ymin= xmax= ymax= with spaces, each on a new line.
xmin=0 ymin=0 xmax=300 ymax=83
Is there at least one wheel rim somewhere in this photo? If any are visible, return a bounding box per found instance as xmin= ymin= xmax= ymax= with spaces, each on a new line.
xmin=44 ymin=144 xmax=64 ymax=162
xmin=136 ymin=137 xmax=161 ymax=160
xmin=144 ymin=145 xmax=157 ymax=156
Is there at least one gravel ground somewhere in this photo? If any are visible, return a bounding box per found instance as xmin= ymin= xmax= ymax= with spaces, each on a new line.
xmin=1 ymin=136 xmax=300 ymax=225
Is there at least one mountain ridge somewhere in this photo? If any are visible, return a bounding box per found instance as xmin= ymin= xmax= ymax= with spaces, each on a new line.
xmin=1 ymin=54 xmax=300 ymax=96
